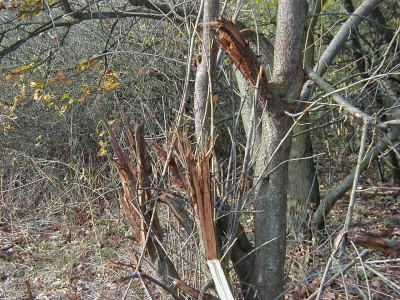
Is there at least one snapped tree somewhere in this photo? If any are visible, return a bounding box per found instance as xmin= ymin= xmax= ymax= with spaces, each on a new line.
xmin=1 ymin=0 xmax=399 ymax=299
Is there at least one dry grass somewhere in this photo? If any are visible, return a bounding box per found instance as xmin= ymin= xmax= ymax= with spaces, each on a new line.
xmin=1 ymin=134 xmax=399 ymax=299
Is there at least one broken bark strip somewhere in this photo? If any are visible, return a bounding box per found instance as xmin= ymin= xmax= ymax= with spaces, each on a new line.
xmin=348 ymin=233 xmax=400 ymax=255
xmin=172 ymin=280 xmax=220 ymax=300
xmin=134 ymin=119 xmax=163 ymax=240
xmin=98 ymin=109 xmax=143 ymax=243
xmin=99 ymin=105 xmax=182 ymax=299
xmin=178 ymin=135 xmax=218 ymax=260
xmin=149 ymin=140 xmax=187 ymax=191
xmin=211 ymin=17 xmax=271 ymax=103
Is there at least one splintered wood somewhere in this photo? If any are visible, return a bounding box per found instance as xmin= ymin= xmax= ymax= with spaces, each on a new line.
xmin=180 ymin=137 xmax=218 ymax=261
xmin=99 ymin=108 xmax=162 ymax=246
xmin=211 ymin=17 xmax=272 ymax=103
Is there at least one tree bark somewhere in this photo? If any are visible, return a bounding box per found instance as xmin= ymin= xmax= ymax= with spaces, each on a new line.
xmin=287 ymin=0 xmax=323 ymax=236
xmin=194 ymin=0 xmax=219 ymax=149
xmin=248 ymin=1 xmax=307 ymax=299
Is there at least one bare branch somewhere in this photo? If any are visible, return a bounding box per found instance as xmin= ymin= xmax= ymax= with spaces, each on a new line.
xmin=314 ymin=0 xmax=385 ymax=76
xmin=313 ymin=126 xmax=400 ymax=229
xmin=305 ymin=66 xmax=374 ymax=123
xmin=0 ymin=1 xmax=185 ymax=59
xmin=59 ymin=0 xmax=72 ymax=14
xmin=119 ymin=272 xmax=180 ymax=299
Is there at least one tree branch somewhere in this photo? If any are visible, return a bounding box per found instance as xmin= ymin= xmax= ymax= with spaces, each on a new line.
xmin=0 ymin=1 xmax=184 ymax=59
xmin=305 ymin=66 xmax=375 ymax=123
xmin=313 ymin=126 xmax=400 ymax=229
xmin=59 ymin=0 xmax=72 ymax=14
xmin=315 ymin=0 xmax=384 ymax=76
xmin=299 ymin=0 xmax=385 ymax=106
xmin=119 ymin=271 xmax=180 ymax=299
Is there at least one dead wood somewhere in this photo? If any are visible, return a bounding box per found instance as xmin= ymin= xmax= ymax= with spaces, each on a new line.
xmin=180 ymin=137 xmax=218 ymax=260
xmin=134 ymin=119 xmax=163 ymax=240
xmin=348 ymin=233 xmax=400 ymax=255
xmin=211 ymin=17 xmax=271 ymax=103
xmin=149 ymin=140 xmax=187 ymax=191
xmin=172 ymin=280 xmax=220 ymax=300
xmin=159 ymin=193 xmax=194 ymax=233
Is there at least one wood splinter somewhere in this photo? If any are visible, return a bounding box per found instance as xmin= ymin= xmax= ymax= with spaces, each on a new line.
xmin=211 ymin=16 xmax=272 ymax=103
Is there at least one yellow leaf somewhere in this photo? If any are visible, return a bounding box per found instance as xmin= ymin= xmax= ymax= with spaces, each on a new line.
xmin=33 ymin=90 xmax=40 ymax=100
xmin=14 ymin=63 xmax=34 ymax=74
xmin=78 ymin=90 xmax=91 ymax=102
xmin=41 ymin=93 xmax=52 ymax=101
xmin=75 ymin=60 xmax=89 ymax=72
xmin=97 ymin=148 xmax=107 ymax=157
xmin=102 ymin=80 xmax=120 ymax=92
xmin=58 ymin=105 xmax=68 ymax=116
xmin=5 ymin=72 xmax=22 ymax=82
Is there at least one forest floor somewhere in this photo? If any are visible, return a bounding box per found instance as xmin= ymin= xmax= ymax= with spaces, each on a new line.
xmin=1 ymin=155 xmax=399 ymax=299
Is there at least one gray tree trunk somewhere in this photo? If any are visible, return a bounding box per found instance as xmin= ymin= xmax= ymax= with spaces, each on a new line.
xmin=287 ymin=0 xmax=323 ymax=236
xmin=287 ymin=122 xmax=320 ymax=235
xmin=248 ymin=1 xmax=307 ymax=298
xmin=193 ymin=0 xmax=219 ymax=149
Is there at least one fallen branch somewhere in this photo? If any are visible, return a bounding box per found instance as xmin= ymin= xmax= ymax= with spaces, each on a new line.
xmin=348 ymin=233 xmax=400 ymax=255
xmin=313 ymin=126 xmax=400 ymax=229
xmin=118 ymin=272 xmax=180 ymax=299
xmin=172 ymin=280 xmax=220 ymax=300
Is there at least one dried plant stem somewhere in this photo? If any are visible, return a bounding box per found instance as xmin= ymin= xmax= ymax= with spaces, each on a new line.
xmin=25 ymin=280 xmax=34 ymax=300
xmin=307 ymin=249 xmax=370 ymax=300
xmin=315 ymin=249 xmax=337 ymax=300
xmin=199 ymin=280 xmax=216 ymax=300
xmin=344 ymin=123 xmax=369 ymax=231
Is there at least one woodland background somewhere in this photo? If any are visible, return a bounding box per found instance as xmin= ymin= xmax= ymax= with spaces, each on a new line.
xmin=0 ymin=0 xmax=400 ymax=299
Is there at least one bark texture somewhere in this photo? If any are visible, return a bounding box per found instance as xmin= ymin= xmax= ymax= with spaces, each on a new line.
xmin=287 ymin=0 xmax=323 ymax=236
xmin=194 ymin=0 xmax=219 ymax=149
xmin=248 ymin=1 xmax=307 ymax=299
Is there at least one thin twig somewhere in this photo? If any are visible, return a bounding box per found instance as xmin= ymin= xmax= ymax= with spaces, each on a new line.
xmin=350 ymin=241 xmax=371 ymax=298
xmin=25 ymin=280 xmax=34 ymax=300
xmin=121 ymin=278 xmax=133 ymax=300
xmin=315 ymin=249 xmax=338 ymax=300
xmin=305 ymin=67 xmax=376 ymax=124
xmin=228 ymin=237 xmax=277 ymax=271
xmin=342 ymin=123 xmax=370 ymax=254
xmin=139 ymin=273 xmax=153 ymax=300
xmin=307 ymin=249 xmax=370 ymax=300
xmin=363 ymin=263 xmax=400 ymax=294
xmin=120 ymin=272 xmax=180 ymax=299
xmin=223 ymin=66 xmax=260 ymax=264
xmin=199 ymin=280 xmax=216 ymax=300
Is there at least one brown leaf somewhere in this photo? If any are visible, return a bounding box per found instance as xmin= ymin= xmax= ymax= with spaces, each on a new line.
xmin=66 ymin=292 xmax=79 ymax=300
xmin=323 ymin=290 xmax=337 ymax=299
